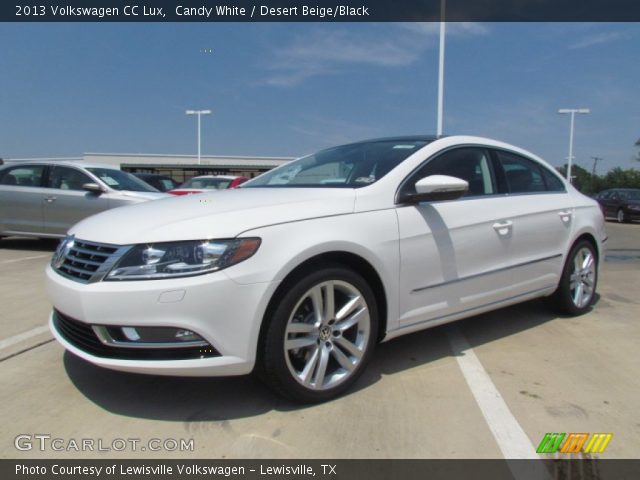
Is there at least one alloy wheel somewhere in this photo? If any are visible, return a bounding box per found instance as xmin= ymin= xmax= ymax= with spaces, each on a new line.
xmin=283 ymin=280 xmax=371 ymax=391
xmin=569 ymin=247 xmax=596 ymax=308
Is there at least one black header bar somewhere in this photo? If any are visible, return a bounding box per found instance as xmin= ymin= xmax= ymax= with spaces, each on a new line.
xmin=4 ymin=0 xmax=640 ymax=22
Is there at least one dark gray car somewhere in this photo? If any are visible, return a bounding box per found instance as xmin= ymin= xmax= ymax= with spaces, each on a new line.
xmin=0 ymin=161 xmax=168 ymax=239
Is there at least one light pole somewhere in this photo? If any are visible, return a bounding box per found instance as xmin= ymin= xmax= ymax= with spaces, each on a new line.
xmin=436 ymin=0 xmax=446 ymax=137
xmin=558 ymin=108 xmax=589 ymax=182
xmin=185 ymin=109 xmax=212 ymax=165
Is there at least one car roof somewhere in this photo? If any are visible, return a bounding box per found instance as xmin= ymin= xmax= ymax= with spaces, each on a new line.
xmin=345 ymin=135 xmax=442 ymax=146
xmin=0 ymin=160 xmax=120 ymax=170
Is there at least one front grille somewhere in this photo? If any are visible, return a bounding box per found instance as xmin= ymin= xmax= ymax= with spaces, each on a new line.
xmin=54 ymin=238 xmax=120 ymax=283
xmin=53 ymin=310 xmax=220 ymax=360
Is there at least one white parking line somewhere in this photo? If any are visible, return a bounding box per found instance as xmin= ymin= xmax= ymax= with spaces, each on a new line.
xmin=0 ymin=325 xmax=51 ymax=351
xmin=446 ymin=325 xmax=540 ymax=460
xmin=0 ymin=254 xmax=50 ymax=265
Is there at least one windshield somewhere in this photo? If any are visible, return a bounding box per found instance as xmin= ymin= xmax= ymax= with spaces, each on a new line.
xmin=244 ymin=139 xmax=430 ymax=188
xmin=87 ymin=168 xmax=158 ymax=192
xmin=181 ymin=177 xmax=232 ymax=190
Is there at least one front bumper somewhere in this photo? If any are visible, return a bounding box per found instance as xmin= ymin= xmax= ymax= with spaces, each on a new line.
xmin=46 ymin=264 xmax=276 ymax=376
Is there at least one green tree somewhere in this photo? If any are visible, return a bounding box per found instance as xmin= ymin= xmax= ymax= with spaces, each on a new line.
xmin=555 ymin=165 xmax=640 ymax=193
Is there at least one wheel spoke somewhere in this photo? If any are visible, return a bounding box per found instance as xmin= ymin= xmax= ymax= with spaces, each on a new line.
xmin=335 ymin=307 xmax=366 ymax=332
xmin=300 ymin=346 xmax=320 ymax=386
xmin=335 ymin=336 xmax=363 ymax=360
xmin=331 ymin=345 xmax=355 ymax=372
xmin=573 ymin=255 xmax=582 ymax=275
xmin=287 ymin=322 xmax=316 ymax=334
xmin=313 ymin=346 xmax=330 ymax=387
xmin=285 ymin=336 xmax=317 ymax=350
xmin=323 ymin=282 xmax=335 ymax=323
xmin=574 ymin=283 xmax=584 ymax=307
xmin=310 ymin=286 xmax=324 ymax=325
xmin=336 ymin=295 xmax=363 ymax=321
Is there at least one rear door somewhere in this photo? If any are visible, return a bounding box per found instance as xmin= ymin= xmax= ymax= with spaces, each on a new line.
xmin=490 ymin=149 xmax=573 ymax=294
xmin=43 ymin=166 xmax=111 ymax=236
xmin=0 ymin=164 xmax=47 ymax=235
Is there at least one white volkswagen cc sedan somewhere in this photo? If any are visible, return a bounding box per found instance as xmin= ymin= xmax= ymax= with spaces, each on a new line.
xmin=46 ymin=136 xmax=606 ymax=402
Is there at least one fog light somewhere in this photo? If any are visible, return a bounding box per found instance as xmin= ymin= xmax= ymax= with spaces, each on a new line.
xmin=175 ymin=329 xmax=201 ymax=342
xmin=122 ymin=327 xmax=141 ymax=341
xmin=93 ymin=325 xmax=208 ymax=348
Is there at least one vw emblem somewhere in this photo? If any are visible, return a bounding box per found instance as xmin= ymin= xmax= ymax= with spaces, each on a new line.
xmin=53 ymin=235 xmax=75 ymax=269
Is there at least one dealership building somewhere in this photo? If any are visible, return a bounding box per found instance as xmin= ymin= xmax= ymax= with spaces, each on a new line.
xmin=5 ymin=152 xmax=295 ymax=183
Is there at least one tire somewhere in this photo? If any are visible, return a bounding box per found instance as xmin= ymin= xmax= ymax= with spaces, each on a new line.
xmin=616 ymin=208 xmax=627 ymax=223
xmin=260 ymin=265 xmax=378 ymax=403
xmin=553 ymin=240 xmax=598 ymax=316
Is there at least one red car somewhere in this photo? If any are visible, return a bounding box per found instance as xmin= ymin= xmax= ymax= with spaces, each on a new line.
xmin=168 ymin=175 xmax=249 ymax=196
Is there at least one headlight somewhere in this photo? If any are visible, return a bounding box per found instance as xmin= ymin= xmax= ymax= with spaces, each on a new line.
xmin=628 ymin=204 xmax=640 ymax=211
xmin=105 ymin=238 xmax=260 ymax=280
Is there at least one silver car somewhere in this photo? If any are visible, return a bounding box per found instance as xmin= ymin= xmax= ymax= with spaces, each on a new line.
xmin=0 ymin=161 xmax=168 ymax=239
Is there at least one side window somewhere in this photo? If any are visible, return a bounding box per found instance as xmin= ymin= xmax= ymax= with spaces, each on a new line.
xmin=48 ymin=166 xmax=92 ymax=191
xmin=540 ymin=167 xmax=565 ymax=192
xmin=495 ymin=151 xmax=547 ymax=194
xmin=0 ymin=165 xmax=45 ymax=187
xmin=406 ymin=147 xmax=496 ymax=197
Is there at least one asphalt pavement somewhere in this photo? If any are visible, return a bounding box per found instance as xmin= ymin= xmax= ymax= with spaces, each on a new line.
xmin=1 ymin=223 xmax=638 ymax=459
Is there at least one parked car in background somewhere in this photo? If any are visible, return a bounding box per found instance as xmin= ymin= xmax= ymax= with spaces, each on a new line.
xmin=133 ymin=173 xmax=179 ymax=192
xmin=0 ymin=161 xmax=168 ymax=239
xmin=168 ymin=175 xmax=249 ymax=195
xmin=594 ymin=188 xmax=640 ymax=223
xmin=46 ymin=136 xmax=605 ymax=403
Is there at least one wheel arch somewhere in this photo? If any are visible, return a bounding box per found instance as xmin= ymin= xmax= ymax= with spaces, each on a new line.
xmin=256 ymin=251 xmax=389 ymax=366
xmin=570 ymin=231 xmax=600 ymax=262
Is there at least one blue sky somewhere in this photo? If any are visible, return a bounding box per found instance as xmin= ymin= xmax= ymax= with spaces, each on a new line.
xmin=1 ymin=22 xmax=638 ymax=174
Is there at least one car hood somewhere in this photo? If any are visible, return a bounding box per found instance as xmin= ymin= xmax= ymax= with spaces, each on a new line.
xmin=71 ymin=188 xmax=356 ymax=244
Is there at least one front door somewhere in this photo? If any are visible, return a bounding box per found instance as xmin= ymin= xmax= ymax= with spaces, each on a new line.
xmin=396 ymin=147 xmax=516 ymax=326
xmin=43 ymin=166 xmax=110 ymax=236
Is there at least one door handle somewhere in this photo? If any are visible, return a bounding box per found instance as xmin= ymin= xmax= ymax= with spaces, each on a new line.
xmin=558 ymin=210 xmax=572 ymax=222
xmin=492 ymin=220 xmax=513 ymax=236
xmin=45 ymin=196 xmax=57 ymax=203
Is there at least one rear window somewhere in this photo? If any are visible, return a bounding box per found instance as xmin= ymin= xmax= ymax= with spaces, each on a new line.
xmin=182 ymin=178 xmax=232 ymax=190
xmin=0 ymin=165 xmax=45 ymax=187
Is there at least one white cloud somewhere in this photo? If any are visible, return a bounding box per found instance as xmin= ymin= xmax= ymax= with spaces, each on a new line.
xmin=569 ymin=31 xmax=628 ymax=50
xmin=261 ymin=23 xmax=489 ymax=87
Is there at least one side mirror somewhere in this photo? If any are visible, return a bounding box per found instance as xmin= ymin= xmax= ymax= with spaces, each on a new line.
xmin=82 ymin=182 xmax=105 ymax=195
xmin=400 ymin=175 xmax=469 ymax=204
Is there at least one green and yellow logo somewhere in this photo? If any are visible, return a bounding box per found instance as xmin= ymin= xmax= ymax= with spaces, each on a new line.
xmin=536 ymin=433 xmax=612 ymax=454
